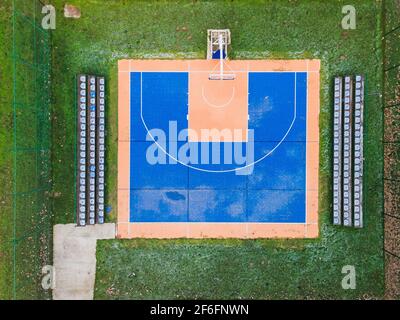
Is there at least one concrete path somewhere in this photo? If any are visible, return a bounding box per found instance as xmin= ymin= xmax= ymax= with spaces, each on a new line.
xmin=53 ymin=223 xmax=115 ymax=300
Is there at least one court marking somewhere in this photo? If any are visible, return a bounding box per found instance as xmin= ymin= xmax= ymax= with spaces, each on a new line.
xmin=201 ymin=86 xmax=236 ymax=109
xmin=139 ymin=72 xmax=297 ymax=173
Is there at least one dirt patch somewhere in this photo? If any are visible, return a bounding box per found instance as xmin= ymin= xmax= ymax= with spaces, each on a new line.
xmin=385 ymin=253 xmax=400 ymax=299
xmin=384 ymin=180 xmax=400 ymax=218
xmin=64 ymin=5 xmax=81 ymax=19
xmin=384 ymin=106 xmax=400 ymax=142
xmin=385 ymin=215 xmax=400 ymax=257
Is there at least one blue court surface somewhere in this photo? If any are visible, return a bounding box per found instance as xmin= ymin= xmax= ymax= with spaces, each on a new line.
xmin=129 ymin=71 xmax=308 ymax=223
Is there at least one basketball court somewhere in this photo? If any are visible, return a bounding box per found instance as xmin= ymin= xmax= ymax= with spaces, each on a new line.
xmin=118 ymin=57 xmax=320 ymax=239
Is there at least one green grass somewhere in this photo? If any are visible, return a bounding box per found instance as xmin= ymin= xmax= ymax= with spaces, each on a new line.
xmin=0 ymin=0 xmax=387 ymax=299
xmin=95 ymin=237 xmax=383 ymax=299
xmin=0 ymin=0 xmax=14 ymax=300
xmin=0 ymin=0 xmax=53 ymax=299
xmin=50 ymin=0 xmax=385 ymax=299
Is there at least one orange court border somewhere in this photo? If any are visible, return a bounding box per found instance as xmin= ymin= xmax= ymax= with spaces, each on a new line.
xmin=117 ymin=59 xmax=320 ymax=239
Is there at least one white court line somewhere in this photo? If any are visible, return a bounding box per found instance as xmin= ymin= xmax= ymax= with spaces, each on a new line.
xmin=120 ymin=70 xmax=315 ymax=73
xmin=139 ymin=72 xmax=297 ymax=173
xmin=201 ymin=86 xmax=236 ymax=109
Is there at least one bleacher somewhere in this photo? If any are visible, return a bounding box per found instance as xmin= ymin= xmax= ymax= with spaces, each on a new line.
xmin=332 ymin=75 xmax=364 ymax=228
xmin=77 ymin=75 xmax=106 ymax=226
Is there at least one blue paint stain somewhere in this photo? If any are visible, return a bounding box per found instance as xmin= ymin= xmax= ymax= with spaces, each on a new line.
xmin=165 ymin=191 xmax=186 ymax=201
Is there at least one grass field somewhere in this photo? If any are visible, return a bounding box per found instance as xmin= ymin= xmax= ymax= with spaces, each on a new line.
xmin=51 ymin=0 xmax=385 ymax=299
xmin=0 ymin=0 xmax=14 ymax=299
xmin=0 ymin=0 xmax=53 ymax=299
xmin=0 ymin=0 xmax=387 ymax=299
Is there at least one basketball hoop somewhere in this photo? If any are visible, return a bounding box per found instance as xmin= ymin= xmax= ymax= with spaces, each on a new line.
xmin=207 ymin=29 xmax=235 ymax=80
xmin=208 ymin=73 xmax=235 ymax=80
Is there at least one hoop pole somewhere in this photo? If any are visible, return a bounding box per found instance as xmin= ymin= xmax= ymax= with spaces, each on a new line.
xmin=219 ymin=34 xmax=223 ymax=79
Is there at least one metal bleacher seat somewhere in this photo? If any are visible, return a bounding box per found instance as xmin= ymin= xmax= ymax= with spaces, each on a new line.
xmin=332 ymin=75 xmax=364 ymax=228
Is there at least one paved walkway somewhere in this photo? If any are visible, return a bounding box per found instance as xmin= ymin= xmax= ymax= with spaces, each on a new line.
xmin=53 ymin=223 xmax=115 ymax=300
